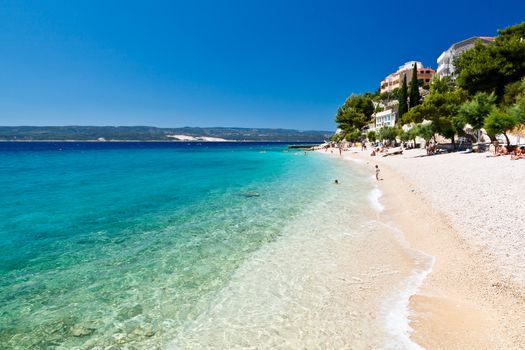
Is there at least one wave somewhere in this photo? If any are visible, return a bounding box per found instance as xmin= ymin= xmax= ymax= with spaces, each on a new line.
xmin=379 ymin=221 xmax=435 ymax=350
xmin=369 ymin=187 xmax=385 ymax=212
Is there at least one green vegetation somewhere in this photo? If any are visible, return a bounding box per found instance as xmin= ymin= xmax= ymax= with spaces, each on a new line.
xmin=409 ymin=64 xmax=421 ymax=108
xmin=366 ymin=130 xmax=377 ymax=142
xmin=455 ymin=22 xmax=525 ymax=100
xmin=398 ymin=76 xmax=409 ymax=119
xmin=378 ymin=88 xmax=400 ymax=104
xmin=416 ymin=123 xmax=436 ymax=143
xmin=399 ymin=127 xmax=419 ymax=146
xmin=378 ymin=127 xmax=398 ymax=144
xmin=484 ymin=109 xmax=518 ymax=145
xmin=509 ymin=80 xmax=525 ymax=125
xmin=346 ymin=130 xmax=364 ymax=142
xmin=335 ymin=94 xmax=374 ymax=139
xmin=402 ymin=77 xmax=467 ymax=149
xmin=457 ymin=92 xmax=496 ymax=141
xmin=458 ymin=92 xmax=497 ymax=132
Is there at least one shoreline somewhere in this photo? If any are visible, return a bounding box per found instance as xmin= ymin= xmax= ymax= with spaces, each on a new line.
xmin=167 ymin=153 xmax=421 ymax=348
xmin=331 ymin=147 xmax=525 ymax=349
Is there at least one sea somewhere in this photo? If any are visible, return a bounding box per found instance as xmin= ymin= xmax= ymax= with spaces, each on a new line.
xmin=0 ymin=142 xmax=431 ymax=349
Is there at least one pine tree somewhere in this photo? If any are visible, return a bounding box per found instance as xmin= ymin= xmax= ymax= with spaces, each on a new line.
xmin=409 ymin=63 xmax=421 ymax=108
xmin=398 ymin=75 xmax=409 ymax=120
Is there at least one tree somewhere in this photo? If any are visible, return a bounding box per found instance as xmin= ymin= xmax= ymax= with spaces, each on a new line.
xmin=378 ymin=88 xmax=400 ymax=103
xmin=378 ymin=126 xmax=398 ymax=145
xmin=346 ymin=129 xmax=363 ymax=143
xmin=508 ymin=79 xmax=525 ymax=125
xmin=397 ymin=126 xmax=420 ymax=147
xmin=398 ymin=75 xmax=409 ymax=120
xmin=409 ymin=63 xmax=421 ymax=108
xmin=407 ymin=127 xmax=420 ymax=146
xmin=417 ymin=123 xmax=436 ymax=143
xmin=484 ymin=109 xmax=518 ymax=145
xmin=367 ymin=130 xmax=377 ymax=142
xmin=455 ymin=22 xmax=525 ymax=100
xmin=401 ymin=77 xmax=466 ymax=149
xmin=335 ymin=94 xmax=375 ymax=139
xmin=458 ymin=92 xmax=496 ymax=141
xmin=503 ymin=80 xmax=525 ymax=106
xmin=402 ymin=104 xmax=426 ymax=124
xmin=399 ymin=130 xmax=410 ymax=143
xmin=510 ymin=94 xmax=525 ymax=125
xmin=330 ymin=133 xmax=343 ymax=142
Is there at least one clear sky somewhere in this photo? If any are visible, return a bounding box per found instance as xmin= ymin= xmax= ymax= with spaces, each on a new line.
xmin=1 ymin=0 xmax=524 ymax=130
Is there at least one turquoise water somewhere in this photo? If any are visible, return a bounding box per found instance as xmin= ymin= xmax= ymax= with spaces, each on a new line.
xmin=0 ymin=142 xmax=372 ymax=349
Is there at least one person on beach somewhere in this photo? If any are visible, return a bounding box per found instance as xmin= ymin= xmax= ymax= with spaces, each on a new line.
xmin=496 ymin=145 xmax=509 ymax=156
xmin=511 ymin=146 xmax=524 ymax=160
xmin=375 ymin=165 xmax=380 ymax=181
xmin=334 ymin=179 xmax=339 ymax=184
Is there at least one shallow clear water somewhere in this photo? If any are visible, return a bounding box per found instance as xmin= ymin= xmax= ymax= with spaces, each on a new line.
xmin=1 ymin=142 xmax=387 ymax=349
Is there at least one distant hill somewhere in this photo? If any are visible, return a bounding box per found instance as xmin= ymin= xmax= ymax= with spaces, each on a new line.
xmin=0 ymin=126 xmax=332 ymax=142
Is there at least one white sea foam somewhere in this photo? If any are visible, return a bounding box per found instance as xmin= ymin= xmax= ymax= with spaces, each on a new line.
xmin=349 ymin=158 xmax=366 ymax=164
xmin=379 ymin=222 xmax=435 ymax=350
xmin=368 ymin=187 xmax=384 ymax=212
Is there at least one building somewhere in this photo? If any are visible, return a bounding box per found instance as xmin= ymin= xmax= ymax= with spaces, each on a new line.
xmin=374 ymin=109 xmax=397 ymax=130
xmin=436 ymin=36 xmax=495 ymax=79
xmin=380 ymin=61 xmax=435 ymax=94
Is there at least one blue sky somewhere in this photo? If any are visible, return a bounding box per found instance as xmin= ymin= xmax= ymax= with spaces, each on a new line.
xmin=1 ymin=1 xmax=524 ymax=130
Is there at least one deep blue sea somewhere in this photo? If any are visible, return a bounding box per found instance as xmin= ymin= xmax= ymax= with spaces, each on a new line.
xmin=2 ymin=142 xmax=388 ymax=349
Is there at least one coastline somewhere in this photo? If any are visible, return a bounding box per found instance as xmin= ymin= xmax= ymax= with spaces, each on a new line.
xmin=331 ymin=148 xmax=525 ymax=349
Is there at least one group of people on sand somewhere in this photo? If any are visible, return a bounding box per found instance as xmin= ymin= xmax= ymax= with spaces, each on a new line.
xmin=494 ymin=143 xmax=525 ymax=160
xmin=370 ymin=146 xmax=388 ymax=156
xmin=426 ymin=142 xmax=437 ymax=156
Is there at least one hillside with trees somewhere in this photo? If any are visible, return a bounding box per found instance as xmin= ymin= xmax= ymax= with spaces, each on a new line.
xmin=0 ymin=126 xmax=332 ymax=142
xmin=333 ymin=22 xmax=525 ymax=148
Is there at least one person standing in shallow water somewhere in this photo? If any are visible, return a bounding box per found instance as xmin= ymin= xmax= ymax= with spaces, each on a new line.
xmin=375 ymin=165 xmax=380 ymax=181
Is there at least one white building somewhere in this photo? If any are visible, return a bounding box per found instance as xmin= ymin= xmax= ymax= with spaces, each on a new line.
xmin=374 ymin=109 xmax=397 ymax=130
xmin=436 ymin=36 xmax=494 ymax=79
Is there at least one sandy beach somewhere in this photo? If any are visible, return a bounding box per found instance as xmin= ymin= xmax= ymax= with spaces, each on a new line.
xmin=330 ymin=147 xmax=525 ymax=349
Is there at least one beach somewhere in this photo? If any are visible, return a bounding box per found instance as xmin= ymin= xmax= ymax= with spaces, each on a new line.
xmin=327 ymin=147 xmax=525 ymax=349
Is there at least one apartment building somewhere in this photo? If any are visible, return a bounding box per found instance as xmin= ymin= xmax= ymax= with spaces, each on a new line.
xmin=436 ymin=36 xmax=495 ymax=79
xmin=380 ymin=61 xmax=435 ymax=94
xmin=374 ymin=109 xmax=397 ymax=129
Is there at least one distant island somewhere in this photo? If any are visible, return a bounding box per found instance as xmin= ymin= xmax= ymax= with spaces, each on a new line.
xmin=0 ymin=126 xmax=332 ymax=142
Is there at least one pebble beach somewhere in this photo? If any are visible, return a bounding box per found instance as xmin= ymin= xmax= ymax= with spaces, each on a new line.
xmin=332 ymin=147 xmax=525 ymax=349
xmin=362 ymin=148 xmax=525 ymax=283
